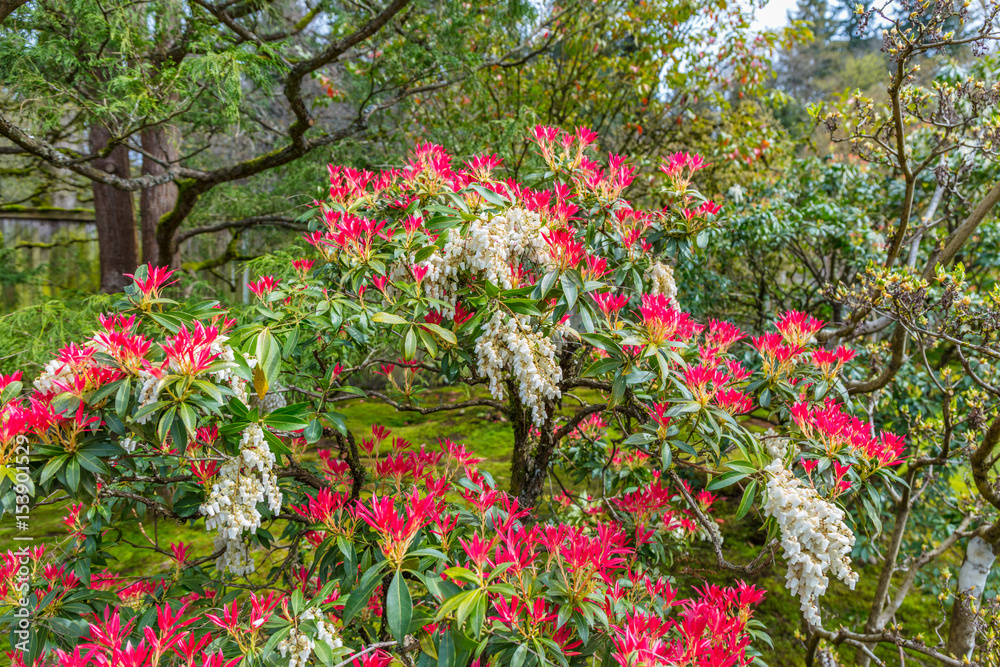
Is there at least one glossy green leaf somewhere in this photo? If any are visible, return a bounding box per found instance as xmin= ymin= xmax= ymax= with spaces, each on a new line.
xmin=372 ymin=311 xmax=408 ymax=325
xmin=387 ymin=570 xmax=412 ymax=644
xmin=706 ymin=470 xmax=748 ymax=491
xmin=736 ymin=479 xmax=757 ymax=520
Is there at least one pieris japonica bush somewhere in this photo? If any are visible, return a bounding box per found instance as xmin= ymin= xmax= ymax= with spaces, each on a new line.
xmin=0 ymin=128 xmax=915 ymax=666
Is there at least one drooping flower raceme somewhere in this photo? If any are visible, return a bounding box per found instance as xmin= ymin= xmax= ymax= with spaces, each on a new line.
xmin=390 ymin=206 xmax=565 ymax=424
xmin=762 ymin=445 xmax=858 ymax=626
xmin=474 ymin=311 xmax=562 ymax=425
xmin=420 ymin=206 xmax=553 ymax=313
xmin=646 ymin=261 xmax=678 ymax=301
xmin=200 ymin=353 xmax=283 ymax=575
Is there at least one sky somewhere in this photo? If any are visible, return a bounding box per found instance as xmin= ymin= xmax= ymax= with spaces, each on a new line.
xmin=750 ymin=0 xmax=799 ymax=30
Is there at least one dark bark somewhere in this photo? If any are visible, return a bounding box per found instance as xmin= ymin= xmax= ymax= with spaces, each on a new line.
xmin=89 ymin=124 xmax=139 ymax=293
xmin=140 ymin=125 xmax=179 ymax=265
xmin=334 ymin=430 xmax=367 ymax=502
xmin=0 ymin=0 xmax=27 ymax=23
xmin=507 ymin=382 xmax=555 ymax=510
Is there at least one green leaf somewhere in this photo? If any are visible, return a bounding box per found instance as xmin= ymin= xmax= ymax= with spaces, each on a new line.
xmin=423 ymin=323 xmax=458 ymax=345
xmin=263 ymin=411 xmax=310 ymax=431
xmin=253 ymin=327 xmax=274 ymax=399
xmin=51 ymin=392 xmax=81 ymax=417
xmin=706 ymin=471 xmax=748 ymax=491
xmin=75 ymin=450 xmax=109 ymax=475
xmin=759 ymin=388 xmax=772 ymax=408
xmin=583 ymin=358 xmax=619 ymax=377
xmin=404 ymin=326 xmax=417 ymax=361
xmin=511 ymin=644 xmax=528 ymax=667
xmin=560 ymin=273 xmax=579 ymax=310
xmin=372 ymin=312 xmax=408 ymax=325
xmin=622 ymin=432 xmax=654 ymax=446
xmin=441 ymin=566 xmax=479 ymax=584
xmin=469 ymin=184 xmax=509 ymax=207
xmin=40 ymin=454 xmax=67 ymax=486
xmin=414 ymin=245 xmax=438 ymax=263
xmin=339 ymin=538 xmax=358 ymax=589
xmin=660 ymin=440 xmax=673 ymax=469
xmin=387 ymin=571 xmax=412 ymax=644
xmin=335 ymin=385 xmax=367 ymax=398
xmin=503 ymin=299 xmax=543 ymax=317
xmin=417 ymin=327 xmax=439 ymax=358
xmin=262 ymin=626 xmax=293 ymax=661
xmin=609 ymin=373 xmax=627 ymax=407
xmin=313 ymin=638 xmax=335 ymax=666
xmin=64 ymin=456 xmax=80 ymax=492
xmin=539 ymin=271 xmax=558 ymax=299
xmin=304 ymin=419 xmax=323 ymax=444
xmin=323 ymin=411 xmax=348 ymax=436
xmin=726 ymin=460 xmax=758 ymax=474
xmin=736 ymin=479 xmax=757 ymax=520
xmin=178 ymin=403 xmax=198 ymax=436
xmin=438 ymin=629 xmax=455 ymax=667
xmin=0 ymin=379 xmax=21 ymax=403
xmin=434 ymin=590 xmax=476 ymax=621
xmin=261 ymin=429 xmax=292 ymax=456
xmin=341 ymin=561 xmax=387 ymax=624
xmin=255 ymin=328 xmax=279 ymax=398
xmin=115 ymin=378 xmax=132 ymax=415
xmin=469 ymin=592 xmax=486 ymax=638
xmin=282 ymin=326 xmax=301 ymax=358
xmin=862 ymin=496 xmax=883 ymax=537
xmin=146 ymin=312 xmax=183 ymax=333
xmin=157 ymin=405 xmax=177 ymax=444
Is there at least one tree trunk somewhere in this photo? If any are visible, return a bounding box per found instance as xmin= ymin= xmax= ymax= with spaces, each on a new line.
xmin=856 ymin=478 xmax=914 ymax=667
xmin=140 ymin=126 xmax=179 ymax=265
xmin=89 ymin=124 xmax=139 ymax=293
xmin=507 ymin=383 xmax=555 ymax=510
xmin=946 ymin=536 xmax=997 ymax=659
xmin=0 ymin=0 xmax=28 ymax=24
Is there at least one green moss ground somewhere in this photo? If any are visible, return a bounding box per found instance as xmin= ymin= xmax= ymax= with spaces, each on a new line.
xmin=0 ymin=391 xmax=952 ymax=664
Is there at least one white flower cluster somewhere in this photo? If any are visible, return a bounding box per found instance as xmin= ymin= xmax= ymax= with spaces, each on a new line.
xmin=646 ymin=262 xmax=678 ymax=301
xmin=765 ymin=435 xmax=789 ymax=460
xmin=763 ymin=456 xmax=858 ymax=626
xmin=402 ymin=206 xmax=563 ymax=425
xmin=199 ymin=346 xmax=283 ymax=575
xmin=696 ymin=517 xmax=725 ymax=546
xmin=135 ymin=370 xmax=166 ymax=425
xmin=135 ymin=329 xmax=243 ymax=424
xmin=475 ymin=311 xmax=561 ymax=425
xmin=201 ymin=422 xmax=282 ymax=575
xmin=253 ymin=381 xmax=287 ymax=413
xmin=420 ymin=207 xmax=552 ymax=315
xmin=33 ymin=358 xmax=74 ymax=396
xmin=212 ymin=341 xmax=246 ymax=399
xmin=278 ymin=608 xmax=342 ymax=667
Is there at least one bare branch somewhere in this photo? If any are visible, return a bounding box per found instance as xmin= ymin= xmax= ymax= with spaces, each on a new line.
xmin=923 ymin=180 xmax=1000 ymax=279
xmin=176 ymin=214 xmax=305 ymax=243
